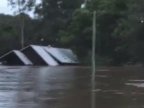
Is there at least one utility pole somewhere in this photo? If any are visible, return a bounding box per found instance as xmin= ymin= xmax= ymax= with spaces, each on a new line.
xmin=81 ymin=0 xmax=96 ymax=108
xmin=20 ymin=14 xmax=25 ymax=48
xmin=18 ymin=0 xmax=25 ymax=48
xmin=91 ymin=10 xmax=96 ymax=108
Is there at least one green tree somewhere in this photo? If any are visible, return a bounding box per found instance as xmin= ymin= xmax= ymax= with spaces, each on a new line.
xmin=33 ymin=0 xmax=83 ymax=45
xmin=0 ymin=14 xmax=20 ymax=55
xmin=114 ymin=0 xmax=144 ymax=64
xmin=59 ymin=0 xmax=129 ymax=64
xmin=8 ymin=0 xmax=36 ymax=12
xmin=0 ymin=14 xmax=35 ymax=55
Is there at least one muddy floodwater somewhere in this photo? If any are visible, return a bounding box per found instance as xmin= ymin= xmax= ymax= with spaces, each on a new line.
xmin=0 ymin=66 xmax=144 ymax=108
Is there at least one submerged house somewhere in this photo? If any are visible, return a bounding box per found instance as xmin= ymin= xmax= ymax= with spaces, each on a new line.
xmin=0 ymin=50 xmax=33 ymax=66
xmin=0 ymin=45 xmax=79 ymax=66
xmin=21 ymin=45 xmax=59 ymax=66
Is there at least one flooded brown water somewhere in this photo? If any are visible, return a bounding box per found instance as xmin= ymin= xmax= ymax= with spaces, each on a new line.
xmin=0 ymin=66 xmax=144 ymax=108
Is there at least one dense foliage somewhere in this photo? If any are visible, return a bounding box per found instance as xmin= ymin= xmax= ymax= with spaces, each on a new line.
xmin=1 ymin=0 xmax=144 ymax=65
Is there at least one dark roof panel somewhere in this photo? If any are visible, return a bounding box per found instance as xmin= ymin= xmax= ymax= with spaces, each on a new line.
xmin=13 ymin=50 xmax=33 ymax=65
xmin=21 ymin=45 xmax=59 ymax=66
xmin=0 ymin=50 xmax=33 ymax=65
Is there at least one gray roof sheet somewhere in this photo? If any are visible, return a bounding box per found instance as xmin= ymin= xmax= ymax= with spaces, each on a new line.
xmin=13 ymin=50 xmax=33 ymax=65
xmin=44 ymin=47 xmax=79 ymax=64
xmin=30 ymin=45 xmax=59 ymax=66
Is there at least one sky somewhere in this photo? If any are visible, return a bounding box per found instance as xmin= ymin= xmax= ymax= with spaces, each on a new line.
xmin=0 ymin=1 xmax=13 ymax=15
xmin=0 ymin=0 xmax=41 ymax=17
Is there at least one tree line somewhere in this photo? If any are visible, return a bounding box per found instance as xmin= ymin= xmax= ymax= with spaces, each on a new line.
xmin=0 ymin=0 xmax=144 ymax=65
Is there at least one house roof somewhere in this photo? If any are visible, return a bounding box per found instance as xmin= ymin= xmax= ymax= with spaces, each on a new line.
xmin=13 ymin=50 xmax=33 ymax=65
xmin=0 ymin=44 xmax=79 ymax=66
xmin=0 ymin=50 xmax=33 ymax=65
xmin=44 ymin=46 xmax=79 ymax=64
xmin=22 ymin=45 xmax=59 ymax=66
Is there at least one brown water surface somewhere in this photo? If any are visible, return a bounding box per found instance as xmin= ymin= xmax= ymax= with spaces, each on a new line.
xmin=0 ymin=66 xmax=143 ymax=108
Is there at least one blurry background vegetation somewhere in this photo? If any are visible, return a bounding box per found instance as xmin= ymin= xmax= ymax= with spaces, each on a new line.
xmin=0 ymin=0 xmax=144 ymax=66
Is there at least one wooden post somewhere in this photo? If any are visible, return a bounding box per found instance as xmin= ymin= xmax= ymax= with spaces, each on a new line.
xmin=18 ymin=0 xmax=24 ymax=48
xmin=91 ymin=10 xmax=96 ymax=108
xmin=20 ymin=14 xmax=24 ymax=48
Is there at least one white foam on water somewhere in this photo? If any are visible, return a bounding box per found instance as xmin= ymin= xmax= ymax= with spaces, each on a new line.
xmin=126 ymin=83 xmax=144 ymax=88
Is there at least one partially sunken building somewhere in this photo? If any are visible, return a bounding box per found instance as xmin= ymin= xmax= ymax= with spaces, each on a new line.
xmin=0 ymin=50 xmax=33 ymax=66
xmin=0 ymin=45 xmax=79 ymax=66
xmin=21 ymin=45 xmax=59 ymax=66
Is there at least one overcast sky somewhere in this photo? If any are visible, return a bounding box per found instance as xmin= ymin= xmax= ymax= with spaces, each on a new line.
xmin=0 ymin=0 xmax=41 ymax=17
xmin=0 ymin=1 xmax=13 ymax=15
